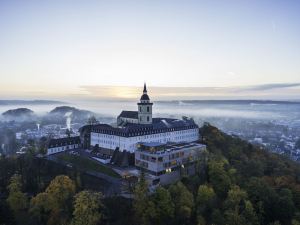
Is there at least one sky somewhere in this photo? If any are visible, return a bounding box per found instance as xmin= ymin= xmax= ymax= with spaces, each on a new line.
xmin=0 ymin=0 xmax=299 ymax=100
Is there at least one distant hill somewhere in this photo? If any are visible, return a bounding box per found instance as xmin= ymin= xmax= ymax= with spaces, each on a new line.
xmin=49 ymin=106 xmax=93 ymax=117
xmin=0 ymin=100 xmax=66 ymax=105
xmin=2 ymin=108 xmax=36 ymax=121
xmin=46 ymin=106 xmax=95 ymax=123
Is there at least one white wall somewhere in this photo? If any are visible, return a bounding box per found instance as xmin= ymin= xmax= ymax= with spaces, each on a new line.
xmin=91 ymin=128 xmax=199 ymax=153
xmin=47 ymin=144 xmax=79 ymax=155
xmin=119 ymin=117 xmax=138 ymax=124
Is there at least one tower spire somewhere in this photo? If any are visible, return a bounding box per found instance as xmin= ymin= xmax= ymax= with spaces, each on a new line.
xmin=143 ymin=82 xmax=147 ymax=94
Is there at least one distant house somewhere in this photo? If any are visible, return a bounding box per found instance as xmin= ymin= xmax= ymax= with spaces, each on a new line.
xmin=47 ymin=136 xmax=81 ymax=155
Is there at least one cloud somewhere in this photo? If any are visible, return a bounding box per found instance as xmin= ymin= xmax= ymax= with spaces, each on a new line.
xmin=79 ymin=83 xmax=300 ymax=101
xmin=241 ymin=83 xmax=300 ymax=92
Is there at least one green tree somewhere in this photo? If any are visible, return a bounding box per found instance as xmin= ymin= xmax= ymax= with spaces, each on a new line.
xmin=224 ymin=185 xmax=259 ymax=225
xmin=169 ymin=181 xmax=194 ymax=225
xmin=208 ymin=159 xmax=231 ymax=198
xmin=71 ymin=190 xmax=103 ymax=225
xmin=211 ymin=209 xmax=225 ymax=225
xmin=133 ymin=171 xmax=151 ymax=225
xmin=243 ymin=200 xmax=259 ymax=225
xmin=152 ymin=187 xmax=174 ymax=225
xmin=246 ymin=177 xmax=279 ymax=224
xmin=196 ymin=184 xmax=216 ymax=223
xmin=276 ymin=188 xmax=295 ymax=223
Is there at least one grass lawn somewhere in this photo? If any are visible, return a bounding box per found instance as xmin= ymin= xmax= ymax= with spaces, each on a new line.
xmin=56 ymin=154 xmax=121 ymax=178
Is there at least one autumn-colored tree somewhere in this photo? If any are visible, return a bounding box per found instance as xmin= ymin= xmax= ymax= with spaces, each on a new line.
xmin=45 ymin=175 xmax=76 ymax=209
xmin=29 ymin=192 xmax=50 ymax=224
xmin=30 ymin=175 xmax=76 ymax=225
xmin=71 ymin=190 xmax=103 ymax=225
xmin=6 ymin=174 xmax=28 ymax=215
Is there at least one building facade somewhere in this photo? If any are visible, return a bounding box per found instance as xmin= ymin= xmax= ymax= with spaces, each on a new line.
xmin=47 ymin=136 xmax=81 ymax=155
xmin=90 ymin=83 xmax=200 ymax=153
xmin=135 ymin=142 xmax=206 ymax=176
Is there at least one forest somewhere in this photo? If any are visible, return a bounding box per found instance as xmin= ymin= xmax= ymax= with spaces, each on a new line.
xmin=1 ymin=123 xmax=300 ymax=225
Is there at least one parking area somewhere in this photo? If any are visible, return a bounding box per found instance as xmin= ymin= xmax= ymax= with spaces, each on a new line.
xmin=60 ymin=148 xmax=112 ymax=163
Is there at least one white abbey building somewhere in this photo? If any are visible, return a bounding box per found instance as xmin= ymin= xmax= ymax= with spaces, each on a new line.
xmin=90 ymin=84 xmax=199 ymax=153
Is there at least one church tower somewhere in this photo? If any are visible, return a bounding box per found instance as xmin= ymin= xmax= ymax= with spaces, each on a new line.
xmin=138 ymin=83 xmax=153 ymax=124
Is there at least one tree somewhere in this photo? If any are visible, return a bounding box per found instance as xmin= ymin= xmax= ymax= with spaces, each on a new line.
xmin=71 ymin=190 xmax=103 ymax=225
xmin=30 ymin=175 xmax=76 ymax=225
xmin=45 ymin=175 xmax=76 ymax=210
xmin=211 ymin=209 xmax=225 ymax=225
xmin=6 ymin=174 xmax=28 ymax=215
xmin=87 ymin=116 xmax=98 ymax=125
xmin=208 ymin=159 xmax=231 ymax=198
xmin=224 ymin=185 xmax=259 ymax=225
xmin=133 ymin=171 xmax=151 ymax=225
xmin=169 ymin=182 xmax=194 ymax=225
xmin=196 ymin=184 xmax=216 ymax=223
xmin=29 ymin=192 xmax=50 ymax=224
xmin=246 ymin=177 xmax=279 ymax=224
xmin=152 ymin=187 xmax=175 ymax=225
xmin=276 ymin=188 xmax=295 ymax=223
xmin=243 ymin=200 xmax=259 ymax=225
xmin=38 ymin=137 xmax=48 ymax=155
xmin=0 ymin=198 xmax=15 ymax=225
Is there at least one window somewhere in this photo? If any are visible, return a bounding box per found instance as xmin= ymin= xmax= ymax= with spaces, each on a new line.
xmin=147 ymin=106 xmax=149 ymax=112
xmin=147 ymin=116 xmax=149 ymax=121
xmin=140 ymin=106 xmax=142 ymax=112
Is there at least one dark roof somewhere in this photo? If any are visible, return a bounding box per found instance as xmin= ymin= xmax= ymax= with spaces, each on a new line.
xmin=91 ymin=117 xmax=198 ymax=137
xmin=118 ymin=111 xmax=138 ymax=119
xmin=48 ymin=136 xmax=81 ymax=148
xmin=140 ymin=94 xmax=150 ymax=101
xmin=138 ymin=142 xmax=205 ymax=154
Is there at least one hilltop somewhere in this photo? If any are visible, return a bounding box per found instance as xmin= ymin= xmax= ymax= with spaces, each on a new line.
xmin=2 ymin=108 xmax=36 ymax=121
xmin=46 ymin=106 xmax=95 ymax=123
